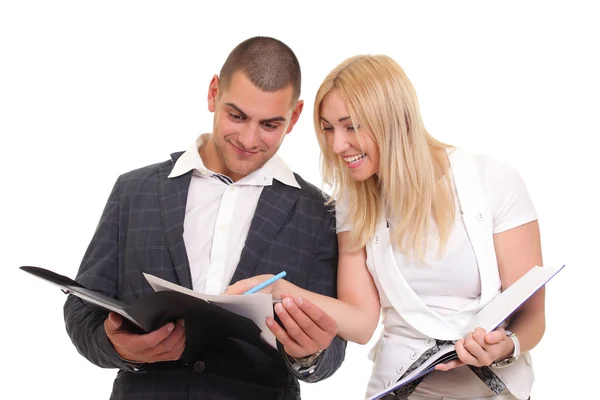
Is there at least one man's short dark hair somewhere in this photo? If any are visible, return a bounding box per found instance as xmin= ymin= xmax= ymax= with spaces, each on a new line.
xmin=219 ymin=36 xmax=301 ymax=102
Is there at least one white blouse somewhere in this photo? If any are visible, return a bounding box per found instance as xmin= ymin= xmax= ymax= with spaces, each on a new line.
xmin=336 ymin=148 xmax=538 ymax=399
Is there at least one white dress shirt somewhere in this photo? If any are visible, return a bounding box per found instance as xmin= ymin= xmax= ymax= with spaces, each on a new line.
xmin=168 ymin=134 xmax=300 ymax=295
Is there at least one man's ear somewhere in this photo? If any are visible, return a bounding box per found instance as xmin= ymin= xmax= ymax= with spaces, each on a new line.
xmin=207 ymin=74 xmax=220 ymax=112
xmin=285 ymin=100 xmax=304 ymax=134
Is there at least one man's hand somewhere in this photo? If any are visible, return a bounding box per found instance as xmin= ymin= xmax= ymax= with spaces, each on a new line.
xmin=104 ymin=312 xmax=186 ymax=364
xmin=269 ymin=295 xmax=337 ymax=358
xmin=226 ymin=277 xmax=337 ymax=357
xmin=435 ymin=327 xmax=514 ymax=371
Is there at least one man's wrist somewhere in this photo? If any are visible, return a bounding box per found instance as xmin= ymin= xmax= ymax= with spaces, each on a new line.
xmin=113 ymin=348 xmax=145 ymax=371
xmin=291 ymin=349 xmax=323 ymax=368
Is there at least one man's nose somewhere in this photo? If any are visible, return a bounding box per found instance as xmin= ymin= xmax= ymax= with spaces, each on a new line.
xmin=237 ymin=123 xmax=260 ymax=149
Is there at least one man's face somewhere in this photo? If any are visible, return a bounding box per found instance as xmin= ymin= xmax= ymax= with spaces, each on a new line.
xmin=205 ymin=71 xmax=303 ymax=181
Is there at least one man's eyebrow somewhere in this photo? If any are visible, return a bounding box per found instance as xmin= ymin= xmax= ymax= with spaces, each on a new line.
xmin=225 ymin=103 xmax=287 ymax=124
xmin=225 ymin=103 xmax=248 ymax=119
xmin=261 ymin=116 xmax=286 ymax=124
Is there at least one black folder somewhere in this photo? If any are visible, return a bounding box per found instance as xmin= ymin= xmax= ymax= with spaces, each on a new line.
xmin=20 ymin=266 xmax=275 ymax=362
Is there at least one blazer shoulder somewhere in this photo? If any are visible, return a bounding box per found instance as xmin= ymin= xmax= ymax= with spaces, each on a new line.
xmin=293 ymin=173 xmax=333 ymax=204
xmin=112 ymin=153 xmax=184 ymax=198
xmin=118 ymin=152 xmax=183 ymax=183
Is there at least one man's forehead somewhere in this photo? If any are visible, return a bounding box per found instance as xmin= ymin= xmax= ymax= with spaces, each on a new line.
xmin=219 ymin=75 xmax=296 ymax=119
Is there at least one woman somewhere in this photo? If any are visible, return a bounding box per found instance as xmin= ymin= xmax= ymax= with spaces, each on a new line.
xmin=229 ymin=55 xmax=544 ymax=400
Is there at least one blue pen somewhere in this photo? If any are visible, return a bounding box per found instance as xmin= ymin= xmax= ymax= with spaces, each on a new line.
xmin=244 ymin=271 xmax=287 ymax=295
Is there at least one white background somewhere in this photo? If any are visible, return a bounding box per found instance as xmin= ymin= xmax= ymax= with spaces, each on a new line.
xmin=1 ymin=1 xmax=598 ymax=399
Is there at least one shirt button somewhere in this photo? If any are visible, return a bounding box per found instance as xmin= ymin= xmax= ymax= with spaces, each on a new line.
xmin=425 ymin=339 xmax=435 ymax=347
xmin=476 ymin=212 xmax=485 ymax=221
xmin=385 ymin=380 xmax=392 ymax=388
xmin=373 ymin=236 xmax=379 ymax=244
xmin=211 ymin=271 xmax=217 ymax=277
xmin=218 ymin=225 xmax=225 ymax=232
xmin=410 ymin=352 xmax=418 ymax=360
xmin=396 ymin=365 xmax=405 ymax=374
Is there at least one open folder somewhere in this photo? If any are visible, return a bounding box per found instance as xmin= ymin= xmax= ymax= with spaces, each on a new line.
xmin=20 ymin=266 xmax=278 ymax=353
xmin=366 ymin=264 xmax=565 ymax=400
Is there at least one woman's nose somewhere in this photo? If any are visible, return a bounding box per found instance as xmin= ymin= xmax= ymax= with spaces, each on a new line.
xmin=331 ymin=130 xmax=350 ymax=154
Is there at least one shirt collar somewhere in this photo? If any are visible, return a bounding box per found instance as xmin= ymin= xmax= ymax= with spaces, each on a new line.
xmin=168 ymin=134 xmax=301 ymax=189
xmin=242 ymin=153 xmax=301 ymax=188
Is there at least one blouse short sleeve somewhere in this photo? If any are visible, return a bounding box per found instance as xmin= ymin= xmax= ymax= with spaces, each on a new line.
xmin=335 ymin=195 xmax=352 ymax=234
xmin=478 ymin=155 xmax=538 ymax=234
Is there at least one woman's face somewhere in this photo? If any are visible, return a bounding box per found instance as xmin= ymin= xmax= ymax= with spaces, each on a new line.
xmin=319 ymin=89 xmax=380 ymax=181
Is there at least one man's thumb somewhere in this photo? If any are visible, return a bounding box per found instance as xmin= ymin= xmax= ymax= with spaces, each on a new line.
xmin=108 ymin=312 xmax=123 ymax=328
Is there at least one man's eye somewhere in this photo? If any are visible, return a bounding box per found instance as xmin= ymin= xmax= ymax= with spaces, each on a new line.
xmin=229 ymin=113 xmax=243 ymax=121
xmin=263 ymin=122 xmax=278 ymax=130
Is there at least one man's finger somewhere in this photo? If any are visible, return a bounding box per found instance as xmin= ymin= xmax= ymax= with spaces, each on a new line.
xmin=293 ymin=296 xmax=337 ymax=335
xmin=266 ymin=318 xmax=304 ymax=358
xmin=274 ymin=301 xmax=315 ymax=350
xmin=108 ymin=312 xmax=123 ymax=329
xmin=127 ymin=322 xmax=175 ymax=353
xmin=281 ymin=297 xmax=331 ymax=348
xmin=153 ymin=324 xmax=187 ymax=362
xmin=149 ymin=319 xmax=185 ymax=357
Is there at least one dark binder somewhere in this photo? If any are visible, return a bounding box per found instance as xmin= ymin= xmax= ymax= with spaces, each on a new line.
xmin=20 ymin=266 xmax=275 ymax=363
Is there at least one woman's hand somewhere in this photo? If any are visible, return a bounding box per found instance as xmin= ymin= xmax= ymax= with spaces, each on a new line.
xmin=435 ymin=327 xmax=514 ymax=371
xmin=225 ymin=274 xmax=282 ymax=296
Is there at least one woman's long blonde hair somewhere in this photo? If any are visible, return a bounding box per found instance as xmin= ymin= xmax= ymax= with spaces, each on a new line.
xmin=314 ymin=55 xmax=455 ymax=261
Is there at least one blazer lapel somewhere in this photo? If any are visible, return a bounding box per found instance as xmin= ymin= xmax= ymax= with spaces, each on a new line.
xmin=231 ymin=180 xmax=300 ymax=283
xmin=158 ymin=152 xmax=193 ymax=289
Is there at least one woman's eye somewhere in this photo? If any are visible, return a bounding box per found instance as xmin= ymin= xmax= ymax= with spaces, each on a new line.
xmin=322 ymin=126 xmax=333 ymax=133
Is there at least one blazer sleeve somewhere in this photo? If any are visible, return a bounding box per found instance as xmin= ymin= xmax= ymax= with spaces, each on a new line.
xmin=63 ymin=177 xmax=138 ymax=371
xmin=281 ymin=208 xmax=347 ymax=383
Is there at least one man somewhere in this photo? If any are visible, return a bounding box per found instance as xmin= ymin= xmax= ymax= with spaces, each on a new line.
xmin=64 ymin=36 xmax=345 ymax=400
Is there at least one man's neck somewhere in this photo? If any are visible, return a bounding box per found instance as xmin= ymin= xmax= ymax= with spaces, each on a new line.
xmin=198 ymin=136 xmax=244 ymax=182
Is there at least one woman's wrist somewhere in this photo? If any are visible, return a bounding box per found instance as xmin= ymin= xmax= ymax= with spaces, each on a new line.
xmin=491 ymin=330 xmax=520 ymax=368
xmin=272 ymin=278 xmax=289 ymax=298
xmin=498 ymin=335 xmax=515 ymax=360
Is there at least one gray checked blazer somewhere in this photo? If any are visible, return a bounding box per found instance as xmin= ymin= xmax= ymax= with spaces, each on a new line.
xmin=63 ymin=152 xmax=346 ymax=400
